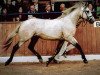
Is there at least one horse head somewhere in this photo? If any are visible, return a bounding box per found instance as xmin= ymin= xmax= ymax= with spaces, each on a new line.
xmin=80 ymin=2 xmax=95 ymax=24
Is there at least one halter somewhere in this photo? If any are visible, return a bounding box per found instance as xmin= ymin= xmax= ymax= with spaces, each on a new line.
xmin=83 ymin=5 xmax=93 ymax=21
xmin=77 ymin=5 xmax=91 ymax=28
xmin=76 ymin=6 xmax=87 ymax=28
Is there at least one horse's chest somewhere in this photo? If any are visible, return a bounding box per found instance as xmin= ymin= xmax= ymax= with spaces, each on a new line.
xmin=63 ymin=25 xmax=76 ymax=36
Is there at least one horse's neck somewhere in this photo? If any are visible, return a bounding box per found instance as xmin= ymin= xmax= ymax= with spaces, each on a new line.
xmin=63 ymin=8 xmax=81 ymax=26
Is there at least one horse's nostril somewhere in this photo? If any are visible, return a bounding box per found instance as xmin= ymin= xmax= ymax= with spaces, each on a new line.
xmin=89 ymin=19 xmax=94 ymax=24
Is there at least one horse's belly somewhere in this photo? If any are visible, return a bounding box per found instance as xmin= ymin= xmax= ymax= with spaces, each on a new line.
xmin=38 ymin=34 xmax=61 ymax=40
xmin=36 ymin=30 xmax=62 ymax=40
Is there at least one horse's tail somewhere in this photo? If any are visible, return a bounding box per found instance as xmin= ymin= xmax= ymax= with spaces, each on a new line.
xmin=2 ymin=24 xmax=21 ymax=51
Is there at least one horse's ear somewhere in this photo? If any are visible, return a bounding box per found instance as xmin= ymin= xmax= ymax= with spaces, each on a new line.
xmin=79 ymin=1 xmax=84 ymax=6
xmin=85 ymin=2 xmax=88 ymax=7
xmin=80 ymin=2 xmax=87 ymax=7
xmin=81 ymin=2 xmax=88 ymax=9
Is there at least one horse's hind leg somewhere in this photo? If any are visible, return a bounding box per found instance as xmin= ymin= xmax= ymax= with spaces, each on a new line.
xmin=28 ymin=36 xmax=43 ymax=63
xmin=5 ymin=41 xmax=24 ymax=66
xmin=46 ymin=40 xmax=64 ymax=65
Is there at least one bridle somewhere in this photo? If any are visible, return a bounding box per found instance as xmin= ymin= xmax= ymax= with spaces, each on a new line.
xmin=76 ymin=5 xmax=92 ymax=28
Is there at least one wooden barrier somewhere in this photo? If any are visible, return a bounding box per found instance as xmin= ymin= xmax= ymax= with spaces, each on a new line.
xmin=0 ymin=22 xmax=100 ymax=56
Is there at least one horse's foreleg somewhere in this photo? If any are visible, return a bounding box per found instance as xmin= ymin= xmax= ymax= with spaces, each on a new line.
xmin=46 ymin=41 xmax=68 ymax=66
xmin=46 ymin=35 xmax=88 ymax=66
xmin=67 ymin=44 xmax=75 ymax=51
xmin=56 ymin=40 xmax=74 ymax=59
xmin=56 ymin=40 xmax=65 ymax=54
xmin=53 ymin=40 xmax=65 ymax=63
xmin=5 ymin=41 xmax=24 ymax=66
xmin=54 ymin=41 xmax=68 ymax=60
xmin=61 ymin=43 xmax=75 ymax=58
xmin=28 ymin=36 xmax=43 ymax=63
xmin=46 ymin=41 xmax=76 ymax=66
xmin=66 ymin=35 xmax=88 ymax=63
xmin=56 ymin=43 xmax=75 ymax=59
xmin=55 ymin=42 xmax=75 ymax=60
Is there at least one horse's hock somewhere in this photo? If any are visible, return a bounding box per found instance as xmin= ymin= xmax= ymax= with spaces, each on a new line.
xmin=0 ymin=22 xmax=100 ymax=56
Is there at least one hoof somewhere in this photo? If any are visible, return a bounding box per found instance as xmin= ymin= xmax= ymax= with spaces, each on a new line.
xmin=63 ymin=55 xmax=67 ymax=58
xmin=83 ymin=60 xmax=88 ymax=64
xmin=39 ymin=59 xmax=43 ymax=63
xmin=5 ymin=58 xmax=12 ymax=66
xmin=46 ymin=57 xmax=54 ymax=67
xmin=46 ymin=61 xmax=49 ymax=67
xmin=5 ymin=61 xmax=10 ymax=66
xmin=53 ymin=59 xmax=60 ymax=64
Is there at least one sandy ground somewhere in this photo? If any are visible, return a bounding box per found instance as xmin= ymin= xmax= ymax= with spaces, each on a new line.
xmin=0 ymin=60 xmax=100 ymax=75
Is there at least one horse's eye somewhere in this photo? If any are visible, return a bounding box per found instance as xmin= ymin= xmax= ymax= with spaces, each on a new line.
xmin=86 ymin=11 xmax=89 ymax=13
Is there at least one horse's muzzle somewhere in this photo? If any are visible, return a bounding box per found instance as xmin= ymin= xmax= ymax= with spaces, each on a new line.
xmin=89 ymin=18 xmax=95 ymax=24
